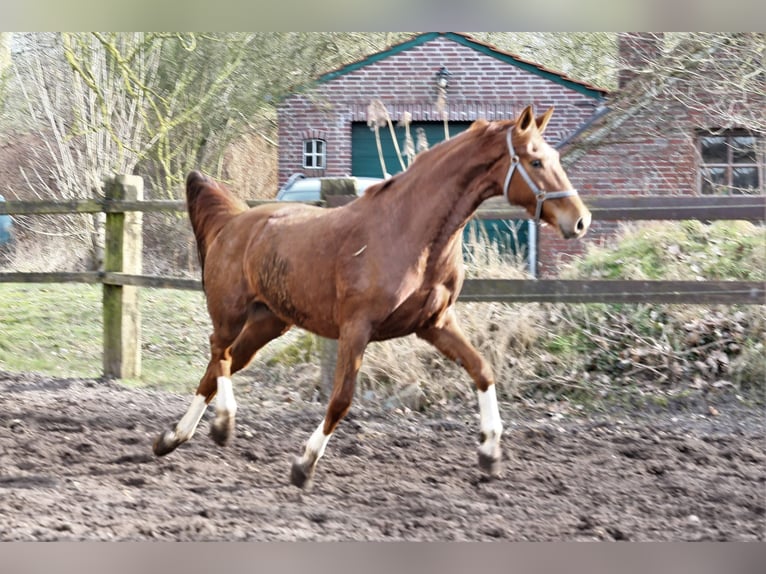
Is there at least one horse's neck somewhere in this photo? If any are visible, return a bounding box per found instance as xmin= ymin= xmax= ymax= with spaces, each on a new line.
xmin=375 ymin=166 xmax=490 ymax=255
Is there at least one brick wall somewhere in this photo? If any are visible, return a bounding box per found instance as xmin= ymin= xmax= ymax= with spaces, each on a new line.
xmin=278 ymin=34 xmax=763 ymax=278
xmin=617 ymin=32 xmax=663 ymax=88
xmin=278 ymin=36 xmax=599 ymax=186
xmin=547 ymin=39 xmax=765 ymax=278
xmin=277 ymin=35 xmax=603 ymax=275
xmin=542 ymin=107 xmax=699 ymax=276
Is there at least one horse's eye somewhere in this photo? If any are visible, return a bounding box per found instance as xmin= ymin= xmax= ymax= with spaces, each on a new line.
xmin=530 ymin=159 xmax=543 ymax=168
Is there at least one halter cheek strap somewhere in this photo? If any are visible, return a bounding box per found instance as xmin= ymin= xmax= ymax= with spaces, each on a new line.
xmin=502 ymin=128 xmax=579 ymax=224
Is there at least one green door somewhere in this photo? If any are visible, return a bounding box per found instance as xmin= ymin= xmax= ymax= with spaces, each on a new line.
xmin=351 ymin=121 xmax=533 ymax=270
xmin=351 ymin=121 xmax=470 ymax=178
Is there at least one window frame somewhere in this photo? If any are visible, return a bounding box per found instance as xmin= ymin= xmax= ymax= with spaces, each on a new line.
xmin=302 ymin=138 xmax=326 ymax=170
xmin=697 ymin=130 xmax=764 ymax=195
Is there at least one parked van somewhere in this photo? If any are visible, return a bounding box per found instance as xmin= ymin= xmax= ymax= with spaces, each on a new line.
xmin=0 ymin=195 xmax=13 ymax=246
xmin=276 ymin=173 xmax=383 ymax=202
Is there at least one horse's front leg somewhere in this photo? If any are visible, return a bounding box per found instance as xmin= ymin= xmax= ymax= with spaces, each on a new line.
xmin=417 ymin=308 xmax=503 ymax=476
xmin=290 ymin=320 xmax=371 ymax=489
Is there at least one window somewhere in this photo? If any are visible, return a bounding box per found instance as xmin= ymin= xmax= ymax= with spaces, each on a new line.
xmin=699 ymin=132 xmax=763 ymax=194
xmin=303 ymin=139 xmax=326 ymax=169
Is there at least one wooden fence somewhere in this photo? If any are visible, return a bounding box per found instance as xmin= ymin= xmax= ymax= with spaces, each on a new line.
xmin=1 ymin=175 xmax=764 ymax=380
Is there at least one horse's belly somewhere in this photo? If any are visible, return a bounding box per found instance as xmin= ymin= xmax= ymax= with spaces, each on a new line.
xmin=371 ymin=284 xmax=454 ymax=341
xmin=251 ymin=259 xmax=337 ymax=337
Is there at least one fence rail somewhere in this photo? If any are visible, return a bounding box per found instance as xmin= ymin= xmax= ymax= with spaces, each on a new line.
xmin=1 ymin=178 xmax=764 ymax=379
xmin=4 ymin=194 xmax=764 ymax=221
xmin=2 ymin=273 xmax=763 ymax=306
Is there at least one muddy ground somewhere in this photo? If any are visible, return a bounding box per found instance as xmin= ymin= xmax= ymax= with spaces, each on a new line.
xmin=0 ymin=370 xmax=763 ymax=541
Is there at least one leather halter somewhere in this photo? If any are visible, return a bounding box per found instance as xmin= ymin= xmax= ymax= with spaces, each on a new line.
xmin=502 ymin=128 xmax=579 ymax=224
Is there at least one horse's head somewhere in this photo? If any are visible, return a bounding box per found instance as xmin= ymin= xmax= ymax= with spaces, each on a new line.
xmin=502 ymin=105 xmax=591 ymax=239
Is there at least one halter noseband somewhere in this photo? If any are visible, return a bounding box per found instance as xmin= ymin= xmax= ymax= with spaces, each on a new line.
xmin=502 ymin=128 xmax=579 ymax=224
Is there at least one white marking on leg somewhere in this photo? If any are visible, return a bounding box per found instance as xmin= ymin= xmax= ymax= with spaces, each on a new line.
xmin=478 ymin=385 xmax=503 ymax=457
xmin=299 ymin=418 xmax=331 ymax=466
xmin=175 ymin=394 xmax=208 ymax=441
xmin=215 ymin=376 xmax=237 ymax=417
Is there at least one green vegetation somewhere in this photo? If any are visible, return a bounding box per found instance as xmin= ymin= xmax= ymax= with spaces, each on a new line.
xmin=537 ymin=221 xmax=766 ymax=405
xmin=0 ymin=284 xmax=102 ymax=378
xmin=0 ymin=284 xmax=211 ymax=391
xmin=264 ymin=331 xmax=317 ymax=367
xmin=361 ymin=221 xmax=765 ymax=409
xmin=572 ymin=221 xmax=765 ymax=281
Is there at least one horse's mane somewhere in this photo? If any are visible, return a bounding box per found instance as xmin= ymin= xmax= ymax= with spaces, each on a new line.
xmin=363 ymin=119 xmax=504 ymax=199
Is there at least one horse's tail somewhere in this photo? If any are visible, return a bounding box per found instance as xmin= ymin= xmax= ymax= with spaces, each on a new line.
xmin=185 ymin=170 xmax=247 ymax=283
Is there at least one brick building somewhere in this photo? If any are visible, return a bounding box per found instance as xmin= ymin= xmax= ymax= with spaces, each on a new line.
xmin=557 ymin=32 xmax=764 ymax=274
xmin=277 ymin=32 xmax=764 ymax=276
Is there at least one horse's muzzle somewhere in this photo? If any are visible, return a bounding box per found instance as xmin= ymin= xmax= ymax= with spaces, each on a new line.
xmin=560 ymin=210 xmax=591 ymax=239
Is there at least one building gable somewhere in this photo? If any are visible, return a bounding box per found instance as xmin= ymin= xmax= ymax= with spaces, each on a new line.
xmin=316 ymin=32 xmax=607 ymax=100
xmin=277 ymin=32 xmax=613 ymax=277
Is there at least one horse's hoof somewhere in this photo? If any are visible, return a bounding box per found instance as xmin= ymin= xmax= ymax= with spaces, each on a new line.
xmin=290 ymin=457 xmax=315 ymax=490
xmin=153 ymin=431 xmax=181 ymax=457
xmin=209 ymin=416 xmax=235 ymax=447
xmin=478 ymin=449 xmax=502 ymax=478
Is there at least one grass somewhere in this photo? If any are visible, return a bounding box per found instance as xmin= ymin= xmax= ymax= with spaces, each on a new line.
xmin=571 ymin=220 xmax=766 ymax=281
xmin=0 ymin=282 xmax=319 ymax=394
xmin=0 ymin=284 xmax=103 ymax=378
xmin=0 ymin=283 xmax=212 ymax=391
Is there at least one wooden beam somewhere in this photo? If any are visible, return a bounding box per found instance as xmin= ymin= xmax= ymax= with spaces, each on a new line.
xmin=459 ymin=279 xmax=766 ymax=305
xmin=100 ymin=272 xmax=201 ymax=291
xmin=0 ymin=272 xmax=101 ymax=284
xmin=3 ymin=273 xmax=763 ymax=305
xmin=316 ymin=194 xmax=766 ymax=221
xmin=474 ymin=195 xmax=766 ymax=222
xmin=102 ymin=199 xmax=184 ymax=213
xmin=0 ymin=199 xmax=105 ymax=215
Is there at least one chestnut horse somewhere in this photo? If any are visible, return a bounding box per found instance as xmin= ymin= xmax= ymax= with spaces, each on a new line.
xmin=153 ymin=105 xmax=591 ymax=488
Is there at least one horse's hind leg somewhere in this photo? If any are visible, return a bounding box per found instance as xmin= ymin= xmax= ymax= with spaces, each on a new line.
xmin=153 ymin=348 xmax=224 ymax=456
xmin=416 ymin=308 xmax=503 ymax=477
xmin=208 ymin=306 xmax=288 ymax=446
xmin=153 ymin=304 xmax=288 ymax=456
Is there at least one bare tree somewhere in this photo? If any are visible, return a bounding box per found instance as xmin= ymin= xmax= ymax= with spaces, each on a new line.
xmin=614 ymin=33 xmax=764 ymax=132
xmin=43 ymin=33 xmax=408 ymax=196
xmin=11 ymin=33 xmax=159 ymax=267
xmin=564 ymin=32 xmax=765 ymax=187
xmin=470 ymin=32 xmax=618 ymax=90
xmin=5 ymin=33 xmax=409 ymax=268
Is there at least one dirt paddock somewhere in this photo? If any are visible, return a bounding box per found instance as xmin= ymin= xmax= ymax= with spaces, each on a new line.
xmin=0 ymin=370 xmax=763 ymax=541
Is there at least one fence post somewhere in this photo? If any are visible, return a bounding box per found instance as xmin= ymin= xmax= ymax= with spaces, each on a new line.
xmin=102 ymin=174 xmax=143 ymax=379
xmin=314 ymin=178 xmax=357 ymax=400
xmin=318 ymin=337 xmax=338 ymax=401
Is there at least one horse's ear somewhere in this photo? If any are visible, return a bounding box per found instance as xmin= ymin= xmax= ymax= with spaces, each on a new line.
xmin=536 ymin=107 xmax=554 ymax=134
xmin=514 ymin=105 xmax=535 ymax=136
